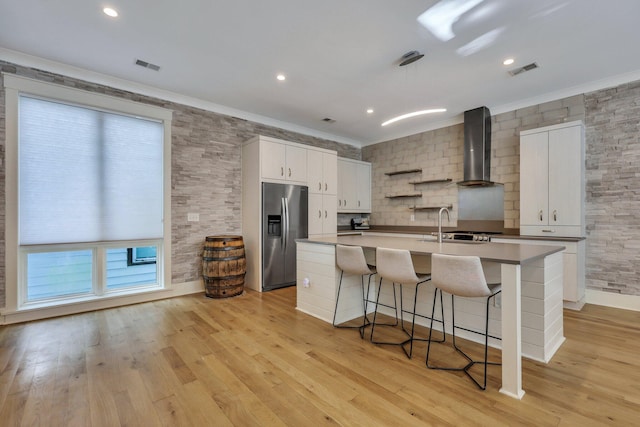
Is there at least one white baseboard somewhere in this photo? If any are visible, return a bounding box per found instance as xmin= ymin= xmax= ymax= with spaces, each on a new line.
xmin=0 ymin=280 xmax=205 ymax=325
xmin=586 ymin=289 xmax=640 ymax=312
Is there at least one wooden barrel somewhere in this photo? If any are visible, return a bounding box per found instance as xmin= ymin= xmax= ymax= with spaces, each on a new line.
xmin=202 ymin=235 xmax=246 ymax=298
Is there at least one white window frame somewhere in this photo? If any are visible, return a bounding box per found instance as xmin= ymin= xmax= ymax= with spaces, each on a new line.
xmin=3 ymin=74 xmax=172 ymax=314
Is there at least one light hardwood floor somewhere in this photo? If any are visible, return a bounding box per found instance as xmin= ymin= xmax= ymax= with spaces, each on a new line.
xmin=1 ymin=287 xmax=639 ymax=426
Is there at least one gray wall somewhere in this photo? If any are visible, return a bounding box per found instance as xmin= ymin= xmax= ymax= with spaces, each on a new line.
xmin=362 ymin=81 xmax=640 ymax=297
xmin=0 ymin=60 xmax=360 ymax=307
xmin=584 ymin=80 xmax=640 ymax=296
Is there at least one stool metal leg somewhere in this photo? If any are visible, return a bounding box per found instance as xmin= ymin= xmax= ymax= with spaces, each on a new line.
xmin=370 ymin=278 xmax=405 ymax=347
xmin=426 ymin=289 xmax=502 ymax=390
xmin=334 ymin=270 xmax=374 ymax=339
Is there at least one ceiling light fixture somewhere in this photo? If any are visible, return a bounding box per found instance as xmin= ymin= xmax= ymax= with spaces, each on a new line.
xmin=503 ymin=58 xmax=515 ymax=65
xmin=367 ymin=109 xmax=374 ymax=114
xmin=103 ymin=7 xmax=118 ymax=17
xmin=381 ymin=108 xmax=447 ymax=127
xmin=399 ymin=50 xmax=424 ymax=66
xmin=276 ymin=74 xmax=286 ymax=81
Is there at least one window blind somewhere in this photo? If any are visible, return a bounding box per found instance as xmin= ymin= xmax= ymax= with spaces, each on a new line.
xmin=19 ymin=96 xmax=164 ymax=245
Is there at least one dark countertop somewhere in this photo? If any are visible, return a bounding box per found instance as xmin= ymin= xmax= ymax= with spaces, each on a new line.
xmin=337 ymin=225 xmax=585 ymax=242
xmin=302 ymin=234 xmax=565 ymax=265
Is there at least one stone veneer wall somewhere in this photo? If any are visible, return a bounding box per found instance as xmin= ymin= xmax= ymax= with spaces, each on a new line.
xmin=584 ymin=80 xmax=640 ymax=296
xmin=0 ymin=60 xmax=360 ymax=307
xmin=362 ymin=95 xmax=585 ymax=230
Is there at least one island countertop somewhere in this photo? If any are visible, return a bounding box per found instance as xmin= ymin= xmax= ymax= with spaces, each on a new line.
xmin=300 ymin=234 xmax=565 ymax=265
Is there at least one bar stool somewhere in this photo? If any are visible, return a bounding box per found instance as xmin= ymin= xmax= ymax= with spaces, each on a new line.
xmin=333 ymin=245 xmax=376 ymax=339
xmin=370 ymin=247 xmax=432 ymax=358
xmin=426 ymin=253 xmax=502 ymax=390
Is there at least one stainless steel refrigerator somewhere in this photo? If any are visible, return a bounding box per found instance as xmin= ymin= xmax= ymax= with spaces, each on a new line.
xmin=262 ymin=182 xmax=308 ymax=291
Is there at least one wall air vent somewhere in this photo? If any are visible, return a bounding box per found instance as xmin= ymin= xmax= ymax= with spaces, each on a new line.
xmin=135 ymin=59 xmax=161 ymax=71
xmin=508 ymin=62 xmax=539 ymax=76
xmin=322 ymin=117 xmax=336 ymax=123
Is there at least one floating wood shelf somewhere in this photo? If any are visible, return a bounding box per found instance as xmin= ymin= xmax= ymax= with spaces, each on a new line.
xmin=385 ymin=193 xmax=422 ymax=199
xmin=384 ymin=168 xmax=422 ymax=176
xmin=409 ymin=205 xmax=453 ymax=211
xmin=409 ymin=178 xmax=452 ymax=185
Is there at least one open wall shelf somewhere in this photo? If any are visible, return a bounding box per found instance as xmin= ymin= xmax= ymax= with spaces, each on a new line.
xmin=409 ymin=205 xmax=453 ymax=211
xmin=409 ymin=178 xmax=452 ymax=185
xmin=385 ymin=193 xmax=422 ymax=199
xmin=384 ymin=169 xmax=422 ymax=176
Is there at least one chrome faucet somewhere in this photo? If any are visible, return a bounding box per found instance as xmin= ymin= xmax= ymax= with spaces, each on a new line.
xmin=438 ymin=207 xmax=450 ymax=243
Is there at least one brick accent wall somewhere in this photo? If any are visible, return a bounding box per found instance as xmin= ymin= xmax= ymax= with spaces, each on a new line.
xmin=0 ymin=60 xmax=359 ymax=307
xmin=584 ymin=80 xmax=640 ymax=296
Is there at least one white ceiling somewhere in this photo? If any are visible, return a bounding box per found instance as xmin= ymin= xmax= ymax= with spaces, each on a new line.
xmin=2 ymin=0 xmax=640 ymax=147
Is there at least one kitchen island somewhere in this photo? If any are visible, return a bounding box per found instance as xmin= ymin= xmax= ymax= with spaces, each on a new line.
xmin=296 ymin=234 xmax=565 ymax=399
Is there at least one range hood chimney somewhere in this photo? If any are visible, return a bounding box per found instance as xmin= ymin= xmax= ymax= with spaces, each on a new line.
xmin=458 ymin=106 xmax=495 ymax=186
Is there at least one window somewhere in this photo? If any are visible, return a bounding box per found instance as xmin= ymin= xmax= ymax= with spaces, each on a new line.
xmin=4 ymin=74 xmax=172 ymax=311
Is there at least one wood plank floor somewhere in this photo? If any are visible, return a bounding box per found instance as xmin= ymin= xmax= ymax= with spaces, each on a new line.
xmin=1 ymin=287 xmax=639 ymax=426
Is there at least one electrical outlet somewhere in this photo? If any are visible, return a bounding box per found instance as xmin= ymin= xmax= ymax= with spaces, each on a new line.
xmin=410 ymin=214 xmax=415 ymax=222
xmin=187 ymin=213 xmax=200 ymax=222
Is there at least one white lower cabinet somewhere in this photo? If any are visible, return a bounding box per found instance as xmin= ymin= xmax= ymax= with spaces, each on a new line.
xmin=308 ymin=194 xmax=337 ymax=237
xmin=493 ymin=237 xmax=585 ymax=310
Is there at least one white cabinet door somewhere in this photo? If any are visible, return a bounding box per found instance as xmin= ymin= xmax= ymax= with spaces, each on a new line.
xmin=286 ymin=145 xmax=307 ymax=182
xmin=338 ymin=158 xmax=371 ymax=212
xmin=520 ymin=131 xmax=549 ymax=226
xmin=309 ymin=193 xmax=337 ymax=236
xmin=307 ymin=150 xmax=324 ymax=194
xmin=322 ymin=194 xmax=337 ymax=234
xmin=261 ymin=140 xmax=287 ymax=180
xmin=308 ymin=151 xmax=337 ymax=195
xmin=261 ymin=140 xmax=307 ymax=182
xmin=338 ymin=160 xmax=357 ymax=212
xmin=308 ymin=193 xmax=324 ymax=235
xmin=356 ymin=162 xmax=371 ymax=212
xmin=323 ymin=153 xmax=337 ymax=195
xmin=549 ymin=125 xmax=583 ymax=227
xmin=520 ymin=121 xmax=584 ymax=237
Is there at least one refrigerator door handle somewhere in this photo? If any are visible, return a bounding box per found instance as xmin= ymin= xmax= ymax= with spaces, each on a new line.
xmin=280 ymin=197 xmax=286 ymax=249
xmin=283 ymin=197 xmax=289 ymax=251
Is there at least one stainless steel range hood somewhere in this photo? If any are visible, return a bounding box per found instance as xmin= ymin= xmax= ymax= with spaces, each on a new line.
xmin=458 ymin=106 xmax=495 ymax=186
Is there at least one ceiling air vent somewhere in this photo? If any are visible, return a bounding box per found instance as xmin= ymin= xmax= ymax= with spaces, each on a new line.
xmin=135 ymin=59 xmax=161 ymax=71
xmin=508 ymin=62 xmax=539 ymax=77
xmin=322 ymin=117 xmax=336 ymax=123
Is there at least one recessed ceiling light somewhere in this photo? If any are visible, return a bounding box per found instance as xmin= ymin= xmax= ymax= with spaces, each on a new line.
xmin=103 ymin=7 xmax=118 ymax=17
xmin=366 ymin=109 xmax=374 ymax=114
xmin=276 ymin=74 xmax=286 ymax=81
xmin=503 ymin=58 xmax=515 ymax=65
xmin=381 ymin=109 xmax=447 ymax=127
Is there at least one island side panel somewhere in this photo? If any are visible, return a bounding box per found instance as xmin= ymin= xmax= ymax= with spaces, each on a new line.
xmin=296 ymin=242 xmax=337 ymax=322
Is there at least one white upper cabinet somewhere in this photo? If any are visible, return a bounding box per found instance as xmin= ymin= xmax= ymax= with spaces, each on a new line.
xmin=307 ymin=150 xmax=337 ymax=195
xmin=520 ymin=121 xmax=584 ymax=237
xmin=356 ymin=162 xmax=371 ymax=211
xmin=337 ymin=158 xmax=372 ymax=213
xmin=260 ymin=139 xmax=307 ymax=183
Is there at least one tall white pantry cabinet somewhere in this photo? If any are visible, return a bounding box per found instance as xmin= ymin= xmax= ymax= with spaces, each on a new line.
xmin=516 ymin=121 xmax=586 ymax=309
xmin=241 ymin=135 xmax=337 ymax=291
